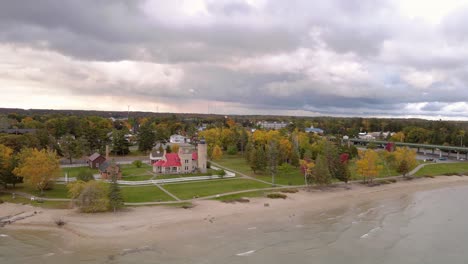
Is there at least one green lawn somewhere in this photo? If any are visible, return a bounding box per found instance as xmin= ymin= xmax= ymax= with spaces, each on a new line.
xmin=413 ymin=162 xmax=468 ymax=177
xmin=61 ymin=166 xmax=97 ymax=178
xmin=0 ymin=193 xmax=70 ymax=209
xmin=120 ymin=163 xmax=152 ymax=176
xmin=163 ymin=178 xmax=271 ymax=200
xmin=11 ymin=183 xmax=69 ymax=198
xmin=121 ymin=185 xmax=175 ymax=203
xmin=216 ymin=155 xmax=305 ymax=185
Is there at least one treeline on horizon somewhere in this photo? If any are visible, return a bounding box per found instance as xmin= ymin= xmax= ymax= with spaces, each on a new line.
xmin=0 ymin=108 xmax=468 ymax=159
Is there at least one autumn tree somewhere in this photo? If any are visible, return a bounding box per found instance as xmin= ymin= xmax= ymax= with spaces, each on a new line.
xmin=14 ymin=148 xmax=61 ymax=194
xmin=309 ymin=154 xmax=332 ymax=186
xmin=392 ymin=147 xmax=417 ymax=178
xmin=356 ymin=149 xmax=383 ymax=184
xmin=211 ymin=145 xmax=223 ymax=160
xmin=171 ymin=144 xmax=180 ymax=154
xmin=300 ymin=158 xmax=315 ymax=187
xmin=68 ymin=180 xmax=109 ymax=213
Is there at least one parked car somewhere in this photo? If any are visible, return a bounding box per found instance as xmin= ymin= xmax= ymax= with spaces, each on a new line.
xmin=424 ymin=158 xmax=435 ymax=162
xmin=438 ymin=157 xmax=447 ymax=161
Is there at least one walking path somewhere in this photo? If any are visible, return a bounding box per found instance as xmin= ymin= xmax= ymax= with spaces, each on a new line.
xmin=152 ymin=183 xmax=181 ymax=201
xmin=209 ymin=161 xmax=282 ymax=186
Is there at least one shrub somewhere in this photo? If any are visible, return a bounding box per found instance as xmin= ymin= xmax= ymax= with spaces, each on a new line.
xmin=0 ymin=199 xmax=3 ymax=204
xmin=76 ymin=170 xmax=94 ymax=182
xmin=132 ymin=160 xmax=143 ymax=168
xmin=227 ymin=145 xmax=238 ymax=155
xmin=54 ymin=218 xmax=66 ymax=227
xmin=267 ymin=193 xmax=287 ymax=199
xmin=218 ymin=169 xmax=226 ymax=178
xmin=68 ymin=181 xmax=109 ymax=213
xmin=280 ymin=188 xmax=299 ymax=193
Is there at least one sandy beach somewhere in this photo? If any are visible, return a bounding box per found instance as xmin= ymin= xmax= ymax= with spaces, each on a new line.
xmin=2 ymin=176 xmax=468 ymax=248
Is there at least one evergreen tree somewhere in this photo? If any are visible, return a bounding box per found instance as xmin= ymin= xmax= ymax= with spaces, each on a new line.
xmin=266 ymin=140 xmax=279 ymax=185
xmin=256 ymin=145 xmax=267 ymax=172
xmin=108 ymin=162 xmax=124 ymax=213
xmin=137 ymin=122 xmax=156 ymax=152
xmin=290 ymin=149 xmax=300 ymax=167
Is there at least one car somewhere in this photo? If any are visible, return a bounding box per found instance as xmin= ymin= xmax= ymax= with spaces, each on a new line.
xmin=424 ymin=158 xmax=435 ymax=162
xmin=438 ymin=157 xmax=447 ymax=161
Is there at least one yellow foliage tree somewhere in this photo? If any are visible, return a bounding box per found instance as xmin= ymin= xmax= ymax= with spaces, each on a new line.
xmin=300 ymin=159 xmax=315 ymax=186
xmin=13 ymin=148 xmax=61 ymax=194
xmin=356 ymin=149 xmax=383 ymax=183
xmin=279 ymin=138 xmax=292 ymax=162
xmin=392 ymin=147 xmax=417 ymax=177
xmin=211 ymin=145 xmax=223 ymax=160
xmin=390 ymin=132 xmax=405 ymax=142
xmin=171 ymin=144 xmax=180 ymax=153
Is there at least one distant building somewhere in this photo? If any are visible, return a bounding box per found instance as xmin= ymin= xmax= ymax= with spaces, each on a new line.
xmin=170 ymin=134 xmax=190 ymax=144
xmin=257 ymin=121 xmax=288 ymax=130
xmin=87 ymin=153 xmax=106 ymax=169
xmin=152 ymin=141 xmax=207 ymax=174
xmin=305 ymin=126 xmax=324 ymax=134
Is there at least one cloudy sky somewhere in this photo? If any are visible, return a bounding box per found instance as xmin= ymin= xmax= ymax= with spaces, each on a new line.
xmin=2 ymin=0 xmax=468 ymax=119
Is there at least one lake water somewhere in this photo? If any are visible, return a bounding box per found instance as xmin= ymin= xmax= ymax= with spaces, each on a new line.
xmin=2 ymin=185 xmax=468 ymax=263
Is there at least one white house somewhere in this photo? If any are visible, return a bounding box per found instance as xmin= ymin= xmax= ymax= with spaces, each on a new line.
xmin=170 ymin=134 xmax=190 ymax=144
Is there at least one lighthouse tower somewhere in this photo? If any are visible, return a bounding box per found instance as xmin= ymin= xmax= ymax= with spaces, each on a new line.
xmin=197 ymin=138 xmax=207 ymax=173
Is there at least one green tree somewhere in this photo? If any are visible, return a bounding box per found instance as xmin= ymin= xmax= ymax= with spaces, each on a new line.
xmin=266 ymin=139 xmax=280 ymax=185
xmin=112 ymin=130 xmax=130 ymax=155
xmin=309 ymin=154 xmax=332 ymax=186
xmin=0 ymin=144 xmax=22 ymax=188
xmin=137 ymin=122 xmax=156 ymax=152
xmin=249 ymin=145 xmax=266 ymax=174
xmin=60 ymin=135 xmax=88 ymax=164
xmin=76 ymin=170 xmax=94 ymax=182
xmin=132 ymin=160 xmax=143 ymax=168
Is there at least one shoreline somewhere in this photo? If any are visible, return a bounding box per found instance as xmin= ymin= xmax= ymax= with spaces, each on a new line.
xmin=2 ymin=175 xmax=468 ymax=247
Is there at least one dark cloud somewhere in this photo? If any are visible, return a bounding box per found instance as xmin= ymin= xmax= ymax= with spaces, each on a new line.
xmin=2 ymin=0 xmax=468 ymax=118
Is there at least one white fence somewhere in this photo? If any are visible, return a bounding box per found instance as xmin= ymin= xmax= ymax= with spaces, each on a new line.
xmin=117 ymin=174 xmax=235 ymax=185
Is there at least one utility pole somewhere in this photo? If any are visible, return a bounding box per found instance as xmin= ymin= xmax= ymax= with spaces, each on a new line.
xmin=127 ymin=105 xmax=130 ymax=120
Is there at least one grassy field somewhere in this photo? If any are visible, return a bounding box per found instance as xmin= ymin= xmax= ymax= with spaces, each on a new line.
xmin=121 ymin=185 xmax=175 ymax=203
xmin=121 ymin=175 xmax=154 ymax=181
xmin=413 ymin=162 xmax=468 ymax=177
xmin=0 ymin=193 xmax=71 ymax=209
xmin=215 ymin=155 xmax=305 ymax=185
xmin=11 ymin=183 xmax=70 ymax=198
xmin=120 ymin=163 xmax=152 ymax=176
xmin=163 ymin=178 xmax=271 ymax=200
